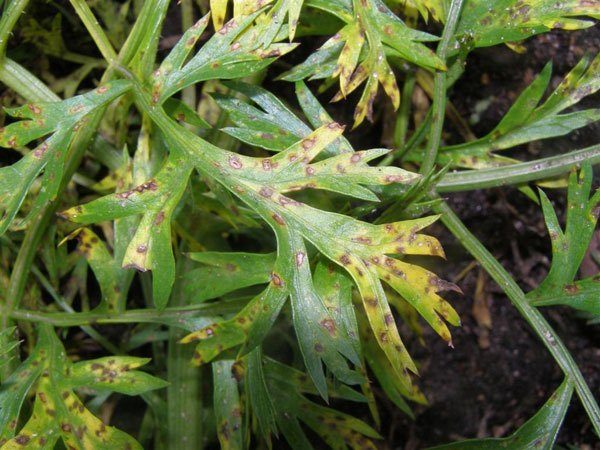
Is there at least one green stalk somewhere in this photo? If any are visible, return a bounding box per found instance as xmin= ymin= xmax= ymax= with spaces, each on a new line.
xmin=0 ymin=0 xmax=30 ymax=57
xmin=167 ymin=255 xmax=204 ymax=449
xmin=0 ymin=58 xmax=59 ymax=101
xmin=436 ymin=200 xmax=600 ymax=436
xmin=437 ymin=145 xmax=600 ymax=192
xmin=180 ymin=0 xmax=197 ymax=109
xmin=69 ymin=0 xmax=118 ymax=64
xmin=6 ymin=299 xmax=246 ymax=327
xmin=420 ymin=0 xmax=464 ymax=174
xmin=380 ymin=74 xmax=416 ymax=166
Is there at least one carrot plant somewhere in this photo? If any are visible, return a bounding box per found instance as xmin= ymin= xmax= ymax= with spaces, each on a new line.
xmin=0 ymin=0 xmax=598 ymax=448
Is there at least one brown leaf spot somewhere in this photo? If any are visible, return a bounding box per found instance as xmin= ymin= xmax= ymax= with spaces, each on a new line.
xmin=154 ymin=211 xmax=165 ymax=226
xmin=96 ymin=85 xmax=108 ymax=94
xmin=33 ymin=142 xmax=49 ymax=158
xmin=302 ymin=137 xmax=316 ymax=150
xmin=351 ymin=236 xmax=372 ymax=244
xmin=320 ymin=318 xmax=336 ymax=336
xmin=27 ymin=104 xmax=42 ymax=115
xmin=272 ymin=213 xmax=285 ymax=226
xmin=339 ymin=254 xmax=351 ymax=265
xmin=219 ymin=21 xmax=236 ymax=35
xmin=384 ymin=313 xmax=395 ymax=326
xmin=228 ymin=156 xmax=243 ymax=169
xmin=564 ymin=284 xmax=579 ymax=294
xmin=295 ymin=252 xmax=305 ymax=266
xmin=365 ymin=297 xmax=378 ymax=308
xmin=137 ymin=244 xmax=148 ymax=253
xmin=15 ymin=435 xmax=30 ymax=445
xmin=259 ymin=186 xmax=273 ymax=198
xmin=270 ymin=272 xmax=284 ymax=286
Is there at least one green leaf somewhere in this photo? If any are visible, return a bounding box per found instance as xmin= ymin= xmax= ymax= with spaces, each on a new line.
xmin=183 ymin=251 xmax=276 ymax=302
xmin=0 ymin=325 xmax=166 ymax=449
xmin=245 ymin=347 xmax=277 ymax=442
xmin=0 ymin=80 xmax=130 ymax=235
xmin=263 ymin=358 xmax=380 ymax=449
xmin=215 ymin=80 xmax=353 ymax=156
xmin=259 ymin=0 xmax=305 ymax=44
xmin=528 ymin=165 xmax=600 ymax=316
xmin=212 ymin=360 xmax=244 ymax=450
xmin=428 ymin=379 xmax=573 ymax=449
xmin=67 ymin=228 xmax=130 ymax=313
xmin=393 ymin=0 xmax=448 ymax=23
xmin=0 ymin=328 xmax=19 ymax=370
xmin=422 ymin=54 xmax=600 ymax=169
xmin=452 ymin=0 xmax=600 ymax=53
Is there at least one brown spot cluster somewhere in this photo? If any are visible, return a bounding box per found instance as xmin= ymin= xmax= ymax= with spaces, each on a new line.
xmin=116 ymin=179 xmax=158 ymax=200
xmin=33 ymin=142 xmax=49 ymax=158
xmin=27 ymin=104 xmax=42 ymax=115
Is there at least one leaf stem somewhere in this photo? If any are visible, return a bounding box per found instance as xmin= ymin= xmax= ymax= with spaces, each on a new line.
xmin=420 ymin=0 xmax=464 ymax=174
xmin=437 ymin=145 xmax=600 ymax=192
xmin=435 ymin=200 xmax=600 ymax=436
xmin=6 ymin=299 xmax=246 ymax=327
xmin=69 ymin=0 xmax=118 ymax=64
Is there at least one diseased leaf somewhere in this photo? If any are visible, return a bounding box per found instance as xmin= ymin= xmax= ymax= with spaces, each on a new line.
xmin=282 ymin=0 xmax=444 ymax=127
xmin=0 ymin=325 xmax=166 ymax=449
xmin=428 ymin=379 xmax=573 ymax=449
xmin=183 ymin=251 xmax=276 ymax=302
xmin=264 ymin=357 xmax=380 ymax=449
xmin=213 ymin=360 xmax=244 ymax=450
xmin=62 ymin=153 xmax=191 ymax=309
xmin=258 ymin=0 xmax=305 ymax=44
xmin=528 ymin=165 xmax=600 ymax=317
xmin=452 ymin=0 xmax=600 ymax=54
xmin=0 ymin=81 xmax=129 ymax=235
xmin=154 ymin=12 xmax=297 ymax=103
xmin=133 ymin=77 xmax=457 ymax=399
